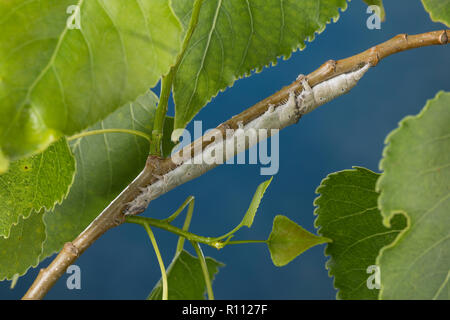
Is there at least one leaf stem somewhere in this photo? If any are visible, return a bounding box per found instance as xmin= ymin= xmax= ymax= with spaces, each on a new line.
xmin=225 ymin=240 xmax=268 ymax=245
xmin=143 ymin=223 xmax=168 ymax=300
xmin=175 ymin=197 xmax=195 ymax=254
xmin=190 ymin=241 xmax=214 ymax=300
xmin=126 ymin=215 xmax=218 ymax=248
xmin=126 ymin=215 xmax=267 ymax=250
xmin=150 ymin=71 xmax=174 ymax=156
xmin=213 ymin=225 xmax=242 ymax=242
xmin=163 ymin=196 xmax=195 ymax=224
xmin=150 ymin=0 xmax=205 ymax=156
xmin=67 ymin=129 xmax=151 ymax=143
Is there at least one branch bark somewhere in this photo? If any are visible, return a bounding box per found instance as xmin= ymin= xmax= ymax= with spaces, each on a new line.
xmin=22 ymin=30 xmax=449 ymax=300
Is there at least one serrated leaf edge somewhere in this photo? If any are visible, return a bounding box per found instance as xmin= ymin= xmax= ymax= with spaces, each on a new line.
xmin=313 ymin=166 xmax=380 ymax=299
xmin=421 ymin=0 xmax=450 ymax=27
xmin=374 ymin=91 xmax=448 ymax=299
xmin=0 ymin=210 xmax=47 ymax=281
xmin=173 ymin=0 xmax=350 ymax=133
xmin=0 ymin=138 xmax=76 ymax=239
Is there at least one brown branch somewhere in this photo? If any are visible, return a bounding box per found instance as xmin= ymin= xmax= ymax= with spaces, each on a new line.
xmin=22 ymin=30 xmax=449 ymax=300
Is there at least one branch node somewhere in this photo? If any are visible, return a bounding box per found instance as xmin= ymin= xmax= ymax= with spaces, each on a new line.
xmin=440 ymin=31 xmax=448 ymax=44
xmin=113 ymin=214 xmax=126 ymax=226
xmin=62 ymin=242 xmax=79 ymax=258
xmin=367 ymin=47 xmax=381 ymax=66
xmin=296 ymin=73 xmax=306 ymax=82
xmin=396 ymin=33 xmax=408 ymax=42
xmin=325 ymin=59 xmax=337 ymax=72
xmin=319 ymin=59 xmax=337 ymax=78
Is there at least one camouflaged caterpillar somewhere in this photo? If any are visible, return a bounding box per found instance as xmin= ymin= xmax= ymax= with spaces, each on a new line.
xmin=125 ymin=64 xmax=371 ymax=215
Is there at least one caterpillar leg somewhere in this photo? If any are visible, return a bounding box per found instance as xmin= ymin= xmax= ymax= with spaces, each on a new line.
xmin=296 ymin=73 xmax=305 ymax=82
xmin=300 ymin=77 xmax=313 ymax=93
xmin=296 ymin=76 xmax=316 ymax=114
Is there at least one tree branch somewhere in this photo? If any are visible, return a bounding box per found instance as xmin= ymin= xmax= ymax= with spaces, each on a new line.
xmin=22 ymin=30 xmax=449 ymax=300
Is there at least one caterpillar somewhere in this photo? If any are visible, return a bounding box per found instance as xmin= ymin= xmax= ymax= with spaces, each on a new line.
xmin=124 ymin=64 xmax=371 ymax=215
xmin=296 ymin=63 xmax=371 ymax=115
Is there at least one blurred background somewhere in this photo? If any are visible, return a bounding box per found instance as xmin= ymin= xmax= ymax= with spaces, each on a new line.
xmin=1 ymin=0 xmax=449 ymax=299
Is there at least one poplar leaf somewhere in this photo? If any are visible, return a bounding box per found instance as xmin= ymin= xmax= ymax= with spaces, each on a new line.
xmin=377 ymin=91 xmax=450 ymax=299
xmin=0 ymin=0 xmax=182 ymax=163
xmin=268 ymin=215 xmax=331 ymax=267
xmin=421 ymin=0 xmax=450 ymax=27
xmin=0 ymin=210 xmax=46 ymax=280
xmin=314 ymin=167 xmax=406 ymax=299
xmin=0 ymin=139 xmax=75 ymax=238
xmin=238 ymin=177 xmax=273 ymax=230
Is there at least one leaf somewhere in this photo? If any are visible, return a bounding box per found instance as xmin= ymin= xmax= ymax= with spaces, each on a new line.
xmin=0 ymin=139 xmax=75 ymax=238
xmin=171 ymin=0 xmax=348 ymax=138
xmin=0 ymin=150 xmax=8 ymax=174
xmin=216 ymin=178 xmax=272 ymax=243
xmin=363 ymin=0 xmax=386 ymax=21
xmin=238 ymin=177 xmax=273 ymax=230
xmin=421 ymin=0 xmax=450 ymax=27
xmin=41 ymin=91 xmax=171 ymax=259
xmin=314 ymin=167 xmax=406 ymax=300
xmin=0 ymin=210 xmax=46 ymax=280
xmin=267 ymin=215 xmax=330 ymax=267
xmin=0 ymin=0 xmax=182 ymax=164
xmin=376 ymin=91 xmax=450 ymax=300
xmin=148 ymin=250 xmax=224 ymax=300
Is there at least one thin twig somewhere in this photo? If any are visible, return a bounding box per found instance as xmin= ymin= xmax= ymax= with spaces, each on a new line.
xmin=175 ymin=197 xmax=195 ymax=254
xmin=22 ymin=30 xmax=449 ymax=300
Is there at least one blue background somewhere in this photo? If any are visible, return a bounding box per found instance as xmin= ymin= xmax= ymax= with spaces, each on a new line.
xmin=1 ymin=0 xmax=449 ymax=299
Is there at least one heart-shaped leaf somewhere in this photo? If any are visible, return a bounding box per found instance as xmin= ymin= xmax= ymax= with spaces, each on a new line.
xmin=268 ymin=215 xmax=330 ymax=267
xmin=314 ymin=167 xmax=406 ymax=299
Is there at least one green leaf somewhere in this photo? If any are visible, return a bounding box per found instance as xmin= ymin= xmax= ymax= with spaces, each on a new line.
xmin=0 ymin=150 xmax=8 ymax=174
xmin=148 ymin=250 xmax=224 ymax=300
xmin=0 ymin=0 xmax=182 ymax=163
xmin=239 ymin=177 xmax=273 ymax=229
xmin=0 ymin=210 xmax=46 ymax=280
xmin=217 ymin=178 xmax=272 ymax=242
xmin=422 ymin=0 xmax=450 ymax=27
xmin=171 ymin=0 xmax=348 ymax=137
xmin=0 ymin=139 xmax=75 ymax=238
xmin=268 ymin=215 xmax=330 ymax=267
xmin=376 ymin=91 xmax=450 ymax=300
xmin=41 ymin=91 xmax=168 ymax=259
xmin=363 ymin=0 xmax=386 ymax=21
xmin=314 ymin=167 xmax=406 ymax=300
